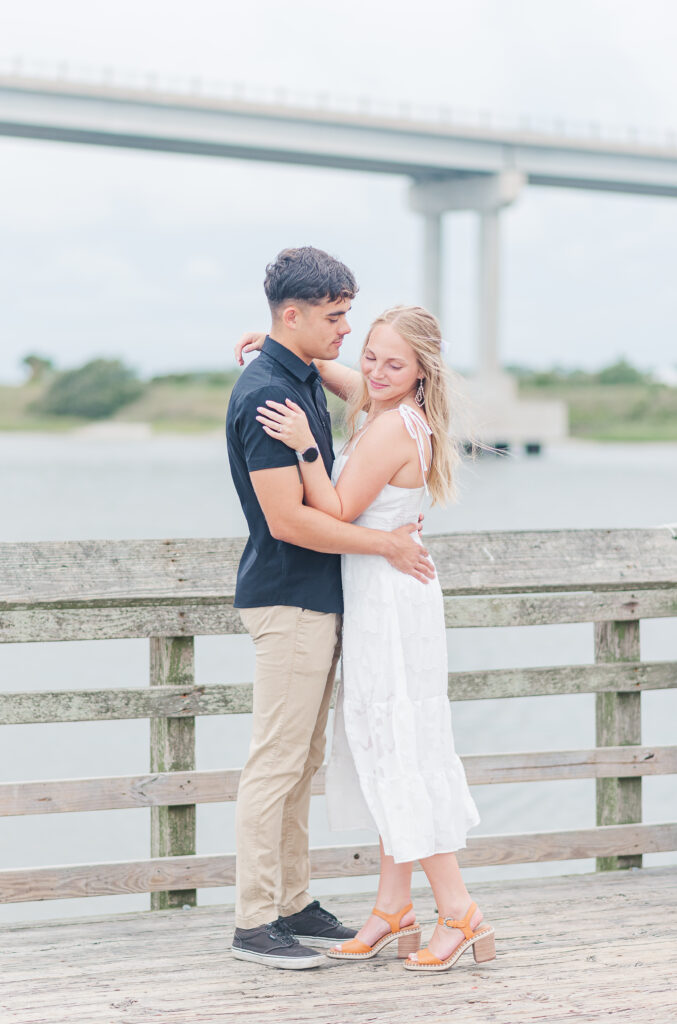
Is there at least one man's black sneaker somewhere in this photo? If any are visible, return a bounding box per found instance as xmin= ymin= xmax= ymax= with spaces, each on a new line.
xmin=278 ymin=900 xmax=357 ymax=948
xmin=231 ymin=919 xmax=324 ymax=969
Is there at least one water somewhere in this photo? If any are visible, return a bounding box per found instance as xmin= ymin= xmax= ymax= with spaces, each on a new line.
xmin=1 ymin=432 xmax=676 ymax=923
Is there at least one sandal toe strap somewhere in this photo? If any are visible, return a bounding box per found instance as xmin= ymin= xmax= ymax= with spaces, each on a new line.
xmin=333 ymin=938 xmax=372 ymax=954
xmin=414 ymin=947 xmax=443 ymax=966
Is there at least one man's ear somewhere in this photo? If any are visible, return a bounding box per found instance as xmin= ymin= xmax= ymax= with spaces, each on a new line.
xmin=281 ymin=304 xmax=299 ymax=330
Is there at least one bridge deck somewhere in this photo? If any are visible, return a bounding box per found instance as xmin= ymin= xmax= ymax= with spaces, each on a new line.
xmin=1 ymin=866 xmax=675 ymax=1024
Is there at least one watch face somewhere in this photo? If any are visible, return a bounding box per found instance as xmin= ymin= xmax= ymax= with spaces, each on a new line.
xmin=303 ymin=446 xmax=319 ymax=462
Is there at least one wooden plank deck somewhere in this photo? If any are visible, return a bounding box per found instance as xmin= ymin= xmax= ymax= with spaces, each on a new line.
xmin=1 ymin=866 xmax=675 ymax=1024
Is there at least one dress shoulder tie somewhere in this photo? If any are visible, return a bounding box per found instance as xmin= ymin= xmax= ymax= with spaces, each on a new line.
xmin=398 ymin=404 xmax=433 ymax=495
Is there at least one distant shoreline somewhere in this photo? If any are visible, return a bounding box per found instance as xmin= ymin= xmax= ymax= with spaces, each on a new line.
xmin=1 ymin=377 xmax=676 ymax=443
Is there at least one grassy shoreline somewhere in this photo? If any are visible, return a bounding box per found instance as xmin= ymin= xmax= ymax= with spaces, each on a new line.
xmin=519 ymin=382 xmax=677 ymax=442
xmin=2 ymin=378 xmax=676 ymax=442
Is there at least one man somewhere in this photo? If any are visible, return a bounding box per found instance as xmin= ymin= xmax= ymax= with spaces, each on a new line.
xmin=226 ymin=246 xmax=434 ymax=969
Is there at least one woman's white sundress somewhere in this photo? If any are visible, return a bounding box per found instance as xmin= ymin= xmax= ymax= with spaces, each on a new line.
xmin=325 ymin=404 xmax=480 ymax=863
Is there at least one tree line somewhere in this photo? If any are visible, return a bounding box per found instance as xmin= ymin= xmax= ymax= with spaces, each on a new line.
xmin=18 ymin=352 xmax=662 ymax=422
xmin=20 ymin=355 xmax=238 ymax=420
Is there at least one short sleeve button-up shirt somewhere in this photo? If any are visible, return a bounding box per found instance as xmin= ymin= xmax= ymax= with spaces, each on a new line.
xmin=226 ymin=336 xmax=343 ymax=614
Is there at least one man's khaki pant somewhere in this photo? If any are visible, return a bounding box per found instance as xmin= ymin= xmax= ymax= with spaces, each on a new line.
xmin=235 ymin=605 xmax=341 ymax=929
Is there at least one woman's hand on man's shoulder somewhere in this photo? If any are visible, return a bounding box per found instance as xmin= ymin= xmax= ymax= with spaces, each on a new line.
xmin=235 ymin=331 xmax=266 ymax=366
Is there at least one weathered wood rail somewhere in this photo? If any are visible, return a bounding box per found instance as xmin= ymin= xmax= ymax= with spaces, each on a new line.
xmin=0 ymin=527 xmax=676 ymax=908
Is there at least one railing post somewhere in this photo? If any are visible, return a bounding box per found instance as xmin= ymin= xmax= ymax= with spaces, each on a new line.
xmin=150 ymin=636 xmax=196 ymax=909
xmin=594 ymin=620 xmax=642 ymax=871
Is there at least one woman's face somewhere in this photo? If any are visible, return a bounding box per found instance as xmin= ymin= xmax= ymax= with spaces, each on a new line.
xmin=360 ymin=323 xmax=421 ymax=407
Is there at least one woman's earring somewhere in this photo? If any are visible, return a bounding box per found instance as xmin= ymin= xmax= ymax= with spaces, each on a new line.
xmin=415 ymin=378 xmax=425 ymax=406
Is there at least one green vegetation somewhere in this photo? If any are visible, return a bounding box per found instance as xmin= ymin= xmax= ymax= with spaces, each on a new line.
xmin=0 ymin=379 xmax=87 ymax=431
xmin=116 ymin=372 xmax=239 ymax=432
xmin=519 ymin=381 xmax=677 ymax=441
xmin=596 ymin=359 xmax=648 ymax=386
xmin=33 ymin=359 xmax=145 ymax=419
xmin=508 ymin=358 xmax=652 ymax=389
xmin=21 ymin=354 xmax=55 ymax=383
xmin=1 ymin=354 xmax=675 ymax=440
xmin=507 ymin=358 xmax=677 ymax=441
xmin=0 ymin=364 xmax=241 ymax=433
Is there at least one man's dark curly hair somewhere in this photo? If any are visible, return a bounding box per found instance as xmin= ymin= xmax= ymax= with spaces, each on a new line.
xmin=264 ymin=246 xmax=358 ymax=311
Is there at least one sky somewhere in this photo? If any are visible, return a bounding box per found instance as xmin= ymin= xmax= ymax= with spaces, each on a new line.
xmin=1 ymin=0 xmax=677 ymax=382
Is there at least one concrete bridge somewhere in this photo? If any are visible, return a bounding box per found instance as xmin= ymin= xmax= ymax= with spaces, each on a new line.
xmin=2 ymin=67 xmax=677 ymax=443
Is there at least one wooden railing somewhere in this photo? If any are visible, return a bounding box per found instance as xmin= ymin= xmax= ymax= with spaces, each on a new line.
xmin=1 ymin=528 xmax=676 ymax=909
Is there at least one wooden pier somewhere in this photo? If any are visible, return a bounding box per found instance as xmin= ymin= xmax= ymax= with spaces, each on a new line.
xmin=0 ymin=527 xmax=676 ymax=1021
xmin=2 ymin=866 xmax=676 ymax=1023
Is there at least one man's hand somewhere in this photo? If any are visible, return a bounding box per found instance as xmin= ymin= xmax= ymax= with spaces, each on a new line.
xmin=235 ymin=331 xmax=266 ymax=366
xmin=384 ymin=523 xmax=435 ymax=583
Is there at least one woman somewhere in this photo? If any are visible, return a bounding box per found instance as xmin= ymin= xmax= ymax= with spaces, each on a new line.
xmin=242 ymin=305 xmax=495 ymax=972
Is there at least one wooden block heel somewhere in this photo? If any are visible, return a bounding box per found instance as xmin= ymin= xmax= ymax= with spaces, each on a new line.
xmin=397 ymin=929 xmax=422 ymax=958
xmin=403 ymin=902 xmax=496 ymax=973
xmin=472 ymin=930 xmax=496 ymax=963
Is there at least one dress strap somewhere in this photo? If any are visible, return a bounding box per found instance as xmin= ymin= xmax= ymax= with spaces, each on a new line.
xmin=398 ymin=404 xmax=433 ymax=495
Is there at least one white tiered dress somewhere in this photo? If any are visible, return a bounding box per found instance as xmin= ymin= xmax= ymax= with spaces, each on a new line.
xmin=325 ymin=404 xmax=480 ymax=863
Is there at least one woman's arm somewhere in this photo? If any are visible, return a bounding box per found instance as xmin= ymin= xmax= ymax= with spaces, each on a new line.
xmin=257 ymin=400 xmax=416 ymax=523
xmin=234 ymin=332 xmax=361 ymax=403
xmin=313 ymin=359 xmax=362 ymax=401
xmin=256 ymin=400 xmax=343 ymax=518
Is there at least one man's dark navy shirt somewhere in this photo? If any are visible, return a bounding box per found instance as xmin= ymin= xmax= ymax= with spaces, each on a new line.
xmin=226 ymin=337 xmax=343 ymax=614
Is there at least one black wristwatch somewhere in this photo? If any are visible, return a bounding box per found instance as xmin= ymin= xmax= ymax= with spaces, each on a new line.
xmin=296 ymin=445 xmax=320 ymax=463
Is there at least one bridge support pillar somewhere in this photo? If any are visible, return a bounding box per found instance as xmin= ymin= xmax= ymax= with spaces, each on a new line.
xmin=422 ymin=213 xmax=443 ymax=318
xmin=478 ymin=207 xmax=501 ymax=379
xmin=409 ymin=170 xmax=524 ymax=377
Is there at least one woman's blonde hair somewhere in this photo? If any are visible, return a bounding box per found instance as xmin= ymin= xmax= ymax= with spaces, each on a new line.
xmin=344 ymin=305 xmax=462 ymax=505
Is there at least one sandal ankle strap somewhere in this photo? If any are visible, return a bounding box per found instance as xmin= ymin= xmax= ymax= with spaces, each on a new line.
xmin=372 ymin=901 xmax=413 ymax=934
xmin=437 ymin=901 xmax=478 ymax=940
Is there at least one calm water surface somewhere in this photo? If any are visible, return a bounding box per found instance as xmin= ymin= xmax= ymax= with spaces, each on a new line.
xmin=1 ymin=433 xmax=675 ymax=922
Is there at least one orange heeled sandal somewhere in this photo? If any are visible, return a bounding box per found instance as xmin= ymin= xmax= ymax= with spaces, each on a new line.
xmin=403 ymin=901 xmax=495 ymax=972
xmin=326 ymin=902 xmax=421 ymax=960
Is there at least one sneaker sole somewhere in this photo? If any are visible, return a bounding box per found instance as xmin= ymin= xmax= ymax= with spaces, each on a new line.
xmin=231 ymin=946 xmax=324 ymax=970
xmin=292 ymin=934 xmax=354 ymax=949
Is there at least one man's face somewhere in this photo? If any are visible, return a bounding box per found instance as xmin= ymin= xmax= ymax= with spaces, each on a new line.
xmin=294 ymin=296 xmax=352 ymax=361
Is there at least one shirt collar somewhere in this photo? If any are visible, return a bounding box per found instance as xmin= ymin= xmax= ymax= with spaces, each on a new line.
xmin=262 ymin=336 xmax=320 ymax=383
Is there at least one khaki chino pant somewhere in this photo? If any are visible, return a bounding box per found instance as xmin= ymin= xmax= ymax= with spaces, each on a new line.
xmin=235 ymin=605 xmax=341 ymax=929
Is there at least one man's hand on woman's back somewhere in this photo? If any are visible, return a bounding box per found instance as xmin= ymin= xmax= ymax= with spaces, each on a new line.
xmin=384 ymin=523 xmax=435 ymax=583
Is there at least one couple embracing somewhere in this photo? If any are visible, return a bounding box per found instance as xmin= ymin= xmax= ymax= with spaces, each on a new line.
xmin=226 ymin=246 xmax=495 ymax=973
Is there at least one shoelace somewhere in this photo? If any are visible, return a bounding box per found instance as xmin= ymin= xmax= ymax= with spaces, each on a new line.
xmin=306 ymin=901 xmax=339 ymax=925
xmin=267 ymin=920 xmax=295 ymax=945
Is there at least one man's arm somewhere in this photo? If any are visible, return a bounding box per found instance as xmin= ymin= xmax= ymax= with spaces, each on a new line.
xmin=251 ymin=466 xmax=435 ymax=583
